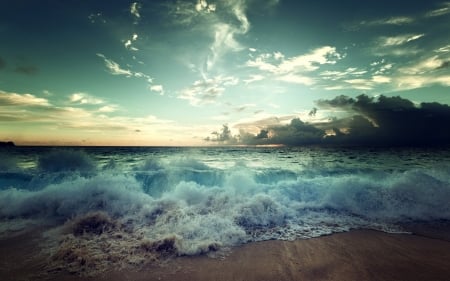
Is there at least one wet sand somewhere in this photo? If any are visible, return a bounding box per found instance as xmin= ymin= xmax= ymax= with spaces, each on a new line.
xmin=1 ymin=227 xmax=450 ymax=281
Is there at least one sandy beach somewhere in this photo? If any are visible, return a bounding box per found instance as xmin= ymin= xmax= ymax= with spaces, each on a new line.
xmin=1 ymin=225 xmax=450 ymax=281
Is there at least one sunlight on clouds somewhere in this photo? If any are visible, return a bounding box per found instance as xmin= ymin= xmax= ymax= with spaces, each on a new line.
xmin=97 ymin=105 xmax=119 ymax=113
xmin=246 ymin=46 xmax=342 ymax=86
xmin=0 ymin=89 xmax=188 ymax=145
xmin=396 ymin=75 xmax=450 ymax=90
xmin=372 ymin=75 xmax=391 ymax=83
xmin=196 ymin=0 xmax=216 ymax=13
xmin=243 ymin=74 xmax=265 ymax=84
xmin=247 ymin=46 xmax=342 ymax=75
xmin=70 ymin=93 xmax=104 ymax=105
xmin=0 ymin=91 xmax=50 ymax=107
xmin=399 ymin=56 xmax=446 ymax=74
xmin=277 ymin=74 xmax=315 ymax=86
xmin=379 ymin=34 xmax=425 ymax=47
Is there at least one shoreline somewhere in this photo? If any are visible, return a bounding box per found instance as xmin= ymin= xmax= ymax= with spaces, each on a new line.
xmin=1 ymin=226 xmax=450 ymax=281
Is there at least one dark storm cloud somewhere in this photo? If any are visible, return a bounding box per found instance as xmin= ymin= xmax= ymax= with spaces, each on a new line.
xmin=316 ymin=94 xmax=450 ymax=146
xmin=209 ymin=95 xmax=450 ymax=146
xmin=211 ymin=118 xmax=325 ymax=146
xmin=267 ymin=119 xmax=324 ymax=145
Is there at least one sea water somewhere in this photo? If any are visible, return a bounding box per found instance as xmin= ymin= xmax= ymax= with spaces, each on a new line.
xmin=1 ymin=146 xmax=450 ymax=256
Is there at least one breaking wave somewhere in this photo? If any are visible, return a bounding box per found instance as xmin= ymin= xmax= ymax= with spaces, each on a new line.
xmin=0 ymin=147 xmax=449 ymax=274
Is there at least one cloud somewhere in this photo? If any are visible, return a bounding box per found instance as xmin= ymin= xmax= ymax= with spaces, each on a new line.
xmin=124 ymin=33 xmax=139 ymax=51
xmin=378 ymin=34 xmax=425 ymax=47
xmin=97 ymin=53 xmax=133 ymax=76
xmin=97 ymin=53 xmax=153 ymax=82
xmin=320 ymin=67 xmax=368 ymax=81
xmin=315 ymin=95 xmax=450 ymax=145
xmin=167 ymin=0 xmax=278 ymax=72
xmin=0 ymin=90 xmax=50 ymax=107
xmin=0 ymin=90 xmax=192 ymax=145
xmin=392 ymin=53 xmax=450 ymax=90
xmin=395 ymin=75 xmax=450 ymax=90
xmin=179 ymin=76 xmax=238 ymax=106
xmin=207 ymin=22 xmax=245 ymax=70
xmin=425 ymin=2 xmax=450 ymax=17
xmin=243 ymin=74 xmax=265 ymax=84
xmin=364 ymin=16 xmax=415 ymax=26
xmin=97 ymin=105 xmax=119 ymax=113
xmin=150 ymin=84 xmax=164 ymax=95
xmin=398 ymin=56 xmax=447 ymax=74
xmin=209 ymin=95 xmax=450 ymax=146
xmin=196 ymin=0 xmax=216 ymax=13
xmin=246 ymin=46 xmax=342 ymax=86
xmin=435 ymin=45 xmax=450 ymax=53
xmin=277 ymin=74 xmax=315 ymax=85
xmin=69 ymin=92 xmax=104 ymax=105
xmin=130 ymin=2 xmax=141 ymax=20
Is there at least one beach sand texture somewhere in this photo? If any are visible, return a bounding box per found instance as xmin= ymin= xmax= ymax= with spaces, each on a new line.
xmin=1 ymin=228 xmax=450 ymax=281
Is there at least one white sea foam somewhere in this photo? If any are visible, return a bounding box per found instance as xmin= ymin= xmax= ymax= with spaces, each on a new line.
xmin=0 ymin=147 xmax=449 ymax=255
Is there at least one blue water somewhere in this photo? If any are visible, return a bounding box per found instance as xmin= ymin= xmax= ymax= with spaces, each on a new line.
xmin=1 ymin=146 xmax=450 ymax=255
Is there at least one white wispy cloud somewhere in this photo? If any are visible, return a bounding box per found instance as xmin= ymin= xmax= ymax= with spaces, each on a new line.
xmin=69 ymin=92 xmax=104 ymax=105
xmin=379 ymin=34 xmax=425 ymax=47
xmin=243 ymin=74 xmax=265 ymax=84
xmin=398 ymin=56 xmax=447 ymax=75
xmin=97 ymin=53 xmax=153 ymax=82
xmin=340 ymin=76 xmax=391 ymax=90
xmin=360 ymin=16 xmax=415 ymax=26
xmin=0 ymin=90 xmax=50 ymax=107
xmin=124 ymin=33 xmax=139 ymax=51
xmin=130 ymin=2 xmax=141 ymax=20
xmin=277 ymin=74 xmax=315 ymax=85
xmin=247 ymin=46 xmax=342 ymax=74
xmin=320 ymin=67 xmax=368 ymax=81
xmin=179 ymin=75 xmax=238 ymax=106
xmin=395 ymin=75 xmax=450 ymax=90
xmin=246 ymin=46 xmax=342 ymax=86
xmin=425 ymin=2 xmax=450 ymax=17
xmin=207 ymin=23 xmax=244 ymax=70
xmin=206 ymin=0 xmax=252 ymax=71
xmin=150 ymin=84 xmax=164 ymax=95
xmin=375 ymin=51 xmax=450 ymax=91
xmin=97 ymin=105 xmax=119 ymax=113
xmin=97 ymin=53 xmax=133 ymax=76
xmin=167 ymin=0 xmax=271 ymax=73
xmin=435 ymin=45 xmax=450 ymax=53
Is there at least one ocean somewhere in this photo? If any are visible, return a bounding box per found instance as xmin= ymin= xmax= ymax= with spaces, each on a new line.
xmin=1 ymin=146 xmax=450 ymax=273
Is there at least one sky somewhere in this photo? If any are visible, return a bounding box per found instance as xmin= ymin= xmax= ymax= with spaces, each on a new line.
xmin=0 ymin=0 xmax=449 ymax=146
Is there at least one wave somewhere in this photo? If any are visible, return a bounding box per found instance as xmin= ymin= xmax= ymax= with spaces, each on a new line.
xmin=1 ymin=149 xmax=450 ymax=260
